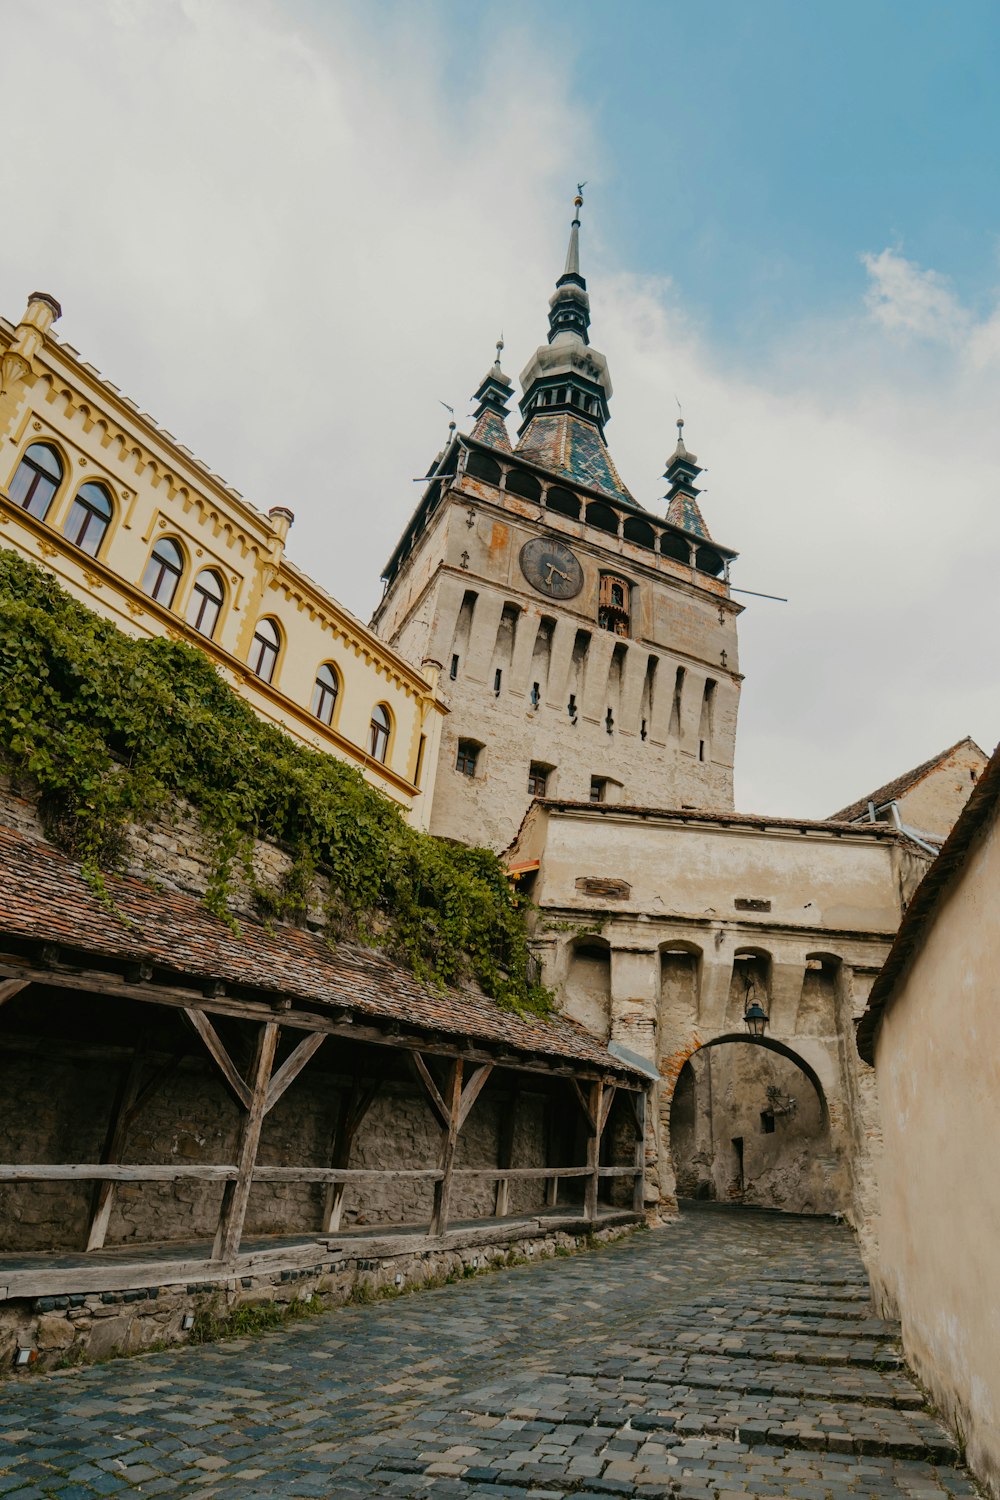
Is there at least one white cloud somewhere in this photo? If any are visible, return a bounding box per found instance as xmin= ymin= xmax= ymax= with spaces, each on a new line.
xmin=1 ymin=0 xmax=997 ymax=819
xmin=861 ymin=248 xmax=969 ymax=343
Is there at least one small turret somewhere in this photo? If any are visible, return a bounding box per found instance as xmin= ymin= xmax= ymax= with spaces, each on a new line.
xmin=663 ymin=417 xmax=713 ymax=540
xmin=1 ymin=291 xmax=62 ymax=395
xmin=469 ymin=338 xmax=514 ymax=452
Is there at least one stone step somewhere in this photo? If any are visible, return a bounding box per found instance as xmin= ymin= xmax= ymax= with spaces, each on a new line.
xmin=690 ymin=1293 xmax=877 ymax=1318
xmin=627 ymin=1330 xmax=903 ymax=1369
xmin=626 ymin=1397 xmax=958 ymax=1461
xmin=690 ymin=1312 xmax=899 ymax=1338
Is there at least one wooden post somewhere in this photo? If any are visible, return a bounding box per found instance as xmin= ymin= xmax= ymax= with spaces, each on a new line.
xmin=86 ymin=1042 xmax=147 ymax=1252
xmin=493 ymin=1091 xmax=519 ymax=1217
xmin=631 ymin=1089 xmax=648 ymax=1215
xmin=543 ymin=1096 xmax=560 ymax=1208
xmin=322 ymin=1077 xmax=380 ymax=1234
xmin=584 ymin=1079 xmax=603 ymax=1222
xmin=411 ymin=1053 xmax=493 ymax=1237
xmin=212 ymin=1022 xmax=279 ymax=1264
xmin=431 ymin=1059 xmax=463 ymax=1236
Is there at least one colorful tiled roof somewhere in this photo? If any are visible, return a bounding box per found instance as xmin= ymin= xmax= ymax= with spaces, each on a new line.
xmin=470 ymin=408 xmax=513 ymax=453
xmin=829 ymin=738 xmax=988 ymax=824
xmin=0 ymin=819 xmax=643 ymax=1078
xmin=665 ymin=494 xmax=713 ymax=541
xmin=515 ymin=412 xmax=635 ymax=503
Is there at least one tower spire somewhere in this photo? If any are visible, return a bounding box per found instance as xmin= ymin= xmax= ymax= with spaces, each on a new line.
xmin=548 ymin=186 xmax=591 ymax=344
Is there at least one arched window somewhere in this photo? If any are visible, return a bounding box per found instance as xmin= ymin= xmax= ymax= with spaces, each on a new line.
xmin=311 ymin=663 xmax=340 ymax=725
xmin=9 ymin=442 xmax=63 ymax=521
xmin=368 ymin=703 xmax=391 ymax=763
xmin=63 ymin=482 xmax=113 ymax=556
xmin=186 ymin=569 xmax=225 ymax=639
xmin=249 ymin=618 xmax=281 ymax=683
xmin=141 ymin=536 xmax=184 ymax=607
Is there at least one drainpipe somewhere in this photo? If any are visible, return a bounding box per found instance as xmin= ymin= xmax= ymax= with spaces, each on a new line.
xmin=886 ymin=801 xmax=941 ymax=857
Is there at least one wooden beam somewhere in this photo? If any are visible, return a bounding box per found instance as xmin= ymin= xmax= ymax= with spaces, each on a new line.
xmin=632 ymin=1087 xmax=648 ymax=1215
xmin=569 ymin=1076 xmax=597 ymax=1132
xmin=0 ymin=957 xmax=636 ymax=1086
xmin=430 ymin=1058 xmax=463 ymax=1236
xmin=599 ymin=1084 xmax=617 ymax=1136
xmin=0 ymin=1164 xmax=239 ymax=1182
xmin=493 ymin=1089 xmax=519 ymax=1217
xmin=410 ymin=1051 xmax=451 ymax=1129
xmin=0 ymin=978 xmax=28 ymax=1006
xmin=183 ymin=1008 xmax=252 ymax=1109
xmin=584 ymin=1079 xmax=604 ymax=1222
xmin=322 ymin=1077 xmax=381 ymax=1234
xmin=211 ymin=1021 xmax=279 ymax=1264
xmin=265 ymin=1031 xmax=326 ymax=1114
xmin=456 ymin=1063 xmax=493 ymax=1132
xmin=0 ymin=1163 xmax=603 ymax=1184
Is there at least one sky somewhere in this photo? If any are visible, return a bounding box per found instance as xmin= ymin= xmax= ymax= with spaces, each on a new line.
xmin=1 ymin=0 xmax=998 ymax=817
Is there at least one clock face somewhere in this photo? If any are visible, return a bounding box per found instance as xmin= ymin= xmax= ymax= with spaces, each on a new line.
xmin=519 ymin=537 xmax=584 ymax=600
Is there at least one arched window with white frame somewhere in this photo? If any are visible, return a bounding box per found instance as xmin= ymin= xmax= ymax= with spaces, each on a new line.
xmin=249 ymin=618 xmax=281 ymax=683
xmin=186 ymin=569 xmax=225 ymax=639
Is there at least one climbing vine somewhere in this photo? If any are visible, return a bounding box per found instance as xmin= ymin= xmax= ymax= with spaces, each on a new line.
xmin=0 ymin=548 xmax=549 ymax=1014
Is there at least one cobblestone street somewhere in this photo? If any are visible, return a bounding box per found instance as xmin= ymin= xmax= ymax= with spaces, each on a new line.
xmin=0 ymin=1206 xmax=981 ymax=1499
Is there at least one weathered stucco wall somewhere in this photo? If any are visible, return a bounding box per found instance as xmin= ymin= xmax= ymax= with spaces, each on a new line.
xmin=869 ymin=810 xmax=1000 ymax=1498
xmin=895 ymin=743 xmax=988 ymax=839
xmin=671 ymin=1044 xmax=837 ymax=1213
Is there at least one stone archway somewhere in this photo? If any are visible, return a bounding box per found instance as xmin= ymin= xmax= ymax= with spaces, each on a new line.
xmin=666 ymin=1034 xmax=844 ymax=1215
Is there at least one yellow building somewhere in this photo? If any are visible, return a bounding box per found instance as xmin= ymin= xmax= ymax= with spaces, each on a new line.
xmin=0 ymin=293 xmax=445 ymax=826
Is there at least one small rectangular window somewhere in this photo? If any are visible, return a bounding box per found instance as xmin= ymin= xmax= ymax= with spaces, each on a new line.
xmin=527 ymin=763 xmax=549 ymax=798
xmin=414 ymin=734 xmax=427 ymax=788
xmin=450 ymin=654 xmax=459 ymax=680
xmin=699 ymin=740 xmax=706 ymax=761
xmin=494 ymin=668 xmax=502 ymax=695
xmin=590 ymin=776 xmax=606 ymax=803
xmin=456 ymin=740 xmax=480 ymax=777
xmin=760 ymin=1111 xmax=776 ymax=1135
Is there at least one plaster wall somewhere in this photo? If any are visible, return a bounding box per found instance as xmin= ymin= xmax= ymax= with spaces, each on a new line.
xmin=869 ymin=810 xmax=1000 ymax=1498
xmin=895 ymin=743 xmax=989 ymax=839
xmin=0 ymin=302 xmax=443 ymax=824
xmin=510 ymin=804 xmax=928 ymax=1224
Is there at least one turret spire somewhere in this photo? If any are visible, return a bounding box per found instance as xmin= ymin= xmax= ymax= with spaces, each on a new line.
xmin=514 ymin=189 xmax=629 ymax=498
xmin=469 ymin=335 xmax=514 ymax=452
xmin=547 ymin=186 xmax=591 ymax=345
xmin=663 ymin=416 xmax=713 ymax=540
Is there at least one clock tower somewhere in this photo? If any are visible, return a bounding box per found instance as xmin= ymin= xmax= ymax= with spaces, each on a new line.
xmin=372 ymin=194 xmax=743 ymax=850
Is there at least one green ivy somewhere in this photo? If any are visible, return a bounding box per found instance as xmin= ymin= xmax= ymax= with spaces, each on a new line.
xmin=0 ymin=547 xmax=550 ymax=1014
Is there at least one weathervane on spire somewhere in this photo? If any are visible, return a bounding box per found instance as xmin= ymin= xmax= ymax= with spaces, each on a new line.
xmin=573 ymin=182 xmax=586 ymax=221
